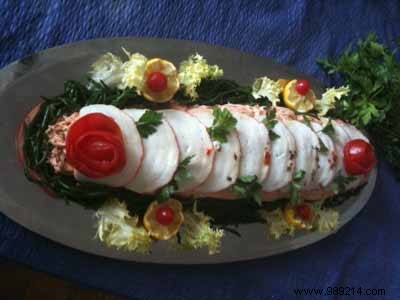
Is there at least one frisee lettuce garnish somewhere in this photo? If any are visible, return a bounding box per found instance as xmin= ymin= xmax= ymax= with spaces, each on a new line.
xmin=95 ymin=199 xmax=152 ymax=253
xmin=136 ymin=110 xmax=163 ymax=138
xmin=207 ymin=107 xmax=237 ymax=143
xmin=171 ymin=202 xmax=224 ymax=255
xmin=252 ymin=76 xmax=281 ymax=106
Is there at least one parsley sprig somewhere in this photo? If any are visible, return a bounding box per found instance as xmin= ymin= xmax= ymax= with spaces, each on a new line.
xmin=136 ymin=110 xmax=163 ymax=138
xmin=158 ymin=155 xmax=194 ymax=201
xmin=207 ymin=107 xmax=237 ymax=143
xmin=262 ymin=109 xmax=280 ymax=141
xmin=289 ymin=170 xmax=306 ymax=204
xmin=319 ymin=33 xmax=400 ymax=179
xmin=232 ymin=175 xmax=262 ymax=206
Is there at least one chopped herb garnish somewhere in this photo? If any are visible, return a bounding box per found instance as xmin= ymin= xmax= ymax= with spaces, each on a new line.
xmin=136 ymin=110 xmax=163 ymax=138
xmin=263 ymin=108 xmax=280 ymax=141
xmin=207 ymin=107 xmax=237 ymax=143
xmin=302 ymin=115 xmax=312 ymax=128
xmin=318 ymin=137 xmax=329 ymax=153
xmin=289 ymin=170 xmax=306 ymax=204
xmin=232 ymin=175 xmax=262 ymax=206
xmin=321 ymin=119 xmax=335 ymax=138
xmin=157 ymin=155 xmax=194 ymax=202
xmin=174 ymin=155 xmax=194 ymax=184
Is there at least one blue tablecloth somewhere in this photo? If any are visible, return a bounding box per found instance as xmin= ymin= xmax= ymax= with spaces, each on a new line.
xmin=1 ymin=1 xmax=400 ymax=299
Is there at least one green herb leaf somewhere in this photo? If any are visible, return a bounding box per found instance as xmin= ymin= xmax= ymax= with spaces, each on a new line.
xmin=263 ymin=109 xmax=278 ymax=129
xmin=232 ymin=175 xmax=262 ymax=206
xmin=289 ymin=170 xmax=306 ymax=204
xmin=136 ymin=110 xmax=163 ymax=138
xmin=207 ymin=107 xmax=237 ymax=143
xmin=318 ymin=137 xmax=329 ymax=154
xmin=331 ymin=174 xmax=356 ymax=194
xmin=157 ymin=155 xmax=195 ymax=201
xmin=158 ymin=185 xmax=176 ymax=202
xmin=263 ymin=108 xmax=280 ymax=141
xmin=321 ymin=119 xmax=335 ymax=138
xmin=302 ymin=115 xmax=312 ymax=128
xmin=174 ymin=155 xmax=194 ymax=185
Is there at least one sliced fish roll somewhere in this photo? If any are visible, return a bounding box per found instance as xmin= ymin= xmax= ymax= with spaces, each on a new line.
xmin=124 ymin=109 xmax=179 ymax=193
xmin=331 ymin=120 xmax=351 ymax=176
xmin=311 ymin=121 xmax=336 ymax=187
xmin=163 ymin=109 xmax=214 ymax=192
xmin=285 ymin=120 xmax=319 ymax=189
xmin=227 ymin=109 xmax=270 ymax=183
xmin=189 ymin=107 xmax=241 ymax=193
xmin=262 ymin=120 xmax=296 ymax=192
xmin=75 ymin=104 xmax=143 ymax=187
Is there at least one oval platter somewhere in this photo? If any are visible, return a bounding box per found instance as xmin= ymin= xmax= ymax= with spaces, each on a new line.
xmin=0 ymin=38 xmax=377 ymax=264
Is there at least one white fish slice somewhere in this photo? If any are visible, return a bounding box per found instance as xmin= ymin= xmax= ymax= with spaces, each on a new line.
xmin=225 ymin=107 xmax=270 ymax=183
xmin=262 ymin=120 xmax=296 ymax=191
xmin=163 ymin=109 xmax=214 ymax=192
xmin=284 ymin=120 xmax=319 ymax=190
xmin=74 ymin=104 xmax=143 ymax=187
xmin=124 ymin=109 xmax=179 ymax=193
xmin=189 ymin=106 xmax=241 ymax=193
xmin=311 ymin=121 xmax=336 ymax=188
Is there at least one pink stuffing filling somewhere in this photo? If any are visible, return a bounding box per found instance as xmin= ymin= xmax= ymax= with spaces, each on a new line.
xmin=46 ymin=112 xmax=79 ymax=173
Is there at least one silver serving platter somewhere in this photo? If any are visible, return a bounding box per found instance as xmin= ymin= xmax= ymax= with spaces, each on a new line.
xmin=0 ymin=38 xmax=377 ymax=264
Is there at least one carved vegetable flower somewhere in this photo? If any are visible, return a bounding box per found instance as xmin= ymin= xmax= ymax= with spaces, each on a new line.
xmin=143 ymin=199 xmax=184 ymax=240
xmin=142 ymin=58 xmax=180 ymax=103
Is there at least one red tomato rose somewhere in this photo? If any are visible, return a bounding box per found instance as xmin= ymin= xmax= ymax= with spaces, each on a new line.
xmin=66 ymin=113 xmax=126 ymax=178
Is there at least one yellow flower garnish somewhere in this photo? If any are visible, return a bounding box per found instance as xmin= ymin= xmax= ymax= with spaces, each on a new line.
xmin=143 ymin=198 xmax=184 ymax=240
xmin=142 ymin=58 xmax=180 ymax=103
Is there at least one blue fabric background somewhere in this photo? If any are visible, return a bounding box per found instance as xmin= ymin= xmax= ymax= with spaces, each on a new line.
xmin=1 ymin=1 xmax=400 ymax=299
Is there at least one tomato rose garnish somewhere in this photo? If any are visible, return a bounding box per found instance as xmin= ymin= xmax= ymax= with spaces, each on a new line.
xmin=343 ymin=139 xmax=376 ymax=175
xmin=66 ymin=113 xmax=126 ymax=178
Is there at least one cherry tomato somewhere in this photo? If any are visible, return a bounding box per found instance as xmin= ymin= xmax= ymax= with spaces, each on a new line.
xmin=66 ymin=113 xmax=126 ymax=178
xmin=295 ymin=79 xmax=310 ymax=95
xmin=343 ymin=139 xmax=376 ymax=175
xmin=146 ymin=71 xmax=168 ymax=93
xmin=295 ymin=204 xmax=312 ymax=221
xmin=156 ymin=205 xmax=175 ymax=225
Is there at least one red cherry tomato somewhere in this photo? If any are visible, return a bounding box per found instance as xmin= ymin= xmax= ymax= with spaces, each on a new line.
xmin=295 ymin=204 xmax=312 ymax=221
xmin=295 ymin=79 xmax=310 ymax=95
xmin=156 ymin=205 xmax=175 ymax=225
xmin=66 ymin=113 xmax=126 ymax=178
xmin=343 ymin=139 xmax=376 ymax=175
xmin=146 ymin=71 xmax=168 ymax=93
